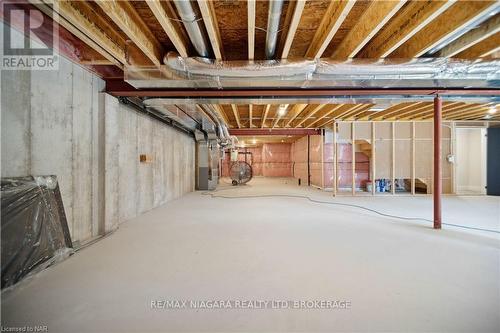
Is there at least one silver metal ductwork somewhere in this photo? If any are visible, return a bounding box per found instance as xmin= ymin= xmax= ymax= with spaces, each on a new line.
xmin=172 ymin=0 xmax=211 ymax=57
xmin=265 ymin=0 xmax=285 ymax=59
xmin=125 ymin=55 xmax=500 ymax=90
xmin=143 ymin=99 xmax=236 ymax=148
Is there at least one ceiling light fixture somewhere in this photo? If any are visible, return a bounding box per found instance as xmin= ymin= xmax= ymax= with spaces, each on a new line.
xmin=278 ymin=104 xmax=289 ymax=116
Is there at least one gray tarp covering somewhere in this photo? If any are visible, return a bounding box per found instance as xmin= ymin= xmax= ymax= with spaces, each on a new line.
xmin=1 ymin=176 xmax=73 ymax=289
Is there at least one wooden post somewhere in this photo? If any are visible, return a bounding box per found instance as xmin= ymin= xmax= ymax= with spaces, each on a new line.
xmin=434 ymin=96 xmax=442 ymax=229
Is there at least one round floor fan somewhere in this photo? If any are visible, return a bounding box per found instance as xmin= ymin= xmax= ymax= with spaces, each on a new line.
xmin=229 ymin=161 xmax=253 ymax=186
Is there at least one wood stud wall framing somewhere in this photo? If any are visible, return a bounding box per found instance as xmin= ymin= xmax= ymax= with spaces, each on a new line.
xmin=326 ymin=120 xmax=463 ymax=197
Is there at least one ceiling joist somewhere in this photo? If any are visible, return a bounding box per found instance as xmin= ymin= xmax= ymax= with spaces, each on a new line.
xmin=197 ymin=0 xmax=224 ymax=59
xmin=437 ymin=13 xmax=500 ymax=57
xmin=280 ymin=0 xmax=306 ymax=59
xmin=247 ymin=0 xmax=256 ymax=60
xmin=96 ymin=0 xmax=163 ymax=65
xmin=305 ymin=0 xmax=355 ymax=58
xmin=47 ymin=0 xmax=126 ymax=66
xmin=331 ymin=0 xmax=407 ymax=59
xmin=359 ymin=0 xmax=456 ymax=58
xmin=390 ymin=1 xmax=497 ymax=57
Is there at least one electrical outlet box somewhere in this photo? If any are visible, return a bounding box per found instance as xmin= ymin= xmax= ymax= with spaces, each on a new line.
xmin=139 ymin=154 xmax=153 ymax=163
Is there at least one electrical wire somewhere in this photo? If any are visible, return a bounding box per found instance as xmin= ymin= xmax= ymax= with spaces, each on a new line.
xmin=202 ymin=189 xmax=500 ymax=235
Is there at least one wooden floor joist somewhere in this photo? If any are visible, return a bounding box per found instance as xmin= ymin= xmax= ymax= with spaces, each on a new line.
xmin=231 ymin=104 xmax=242 ymax=128
xmin=455 ymin=32 xmax=500 ymax=58
xmin=279 ymin=0 xmax=306 ymax=59
xmin=247 ymin=0 xmax=256 ymax=60
xmin=437 ymin=13 xmax=500 ymax=57
xmin=390 ymin=1 xmax=497 ymax=57
xmin=146 ymin=0 xmax=189 ymax=58
xmin=261 ymin=105 xmax=271 ymax=128
xmin=305 ymin=104 xmax=344 ymax=128
xmin=294 ymin=104 xmax=325 ymax=127
xmin=48 ymin=0 xmax=127 ymax=66
xmin=305 ymin=0 xmax=355 ymax=58
xmin=197 ymin=0 xmax=224 ymax=60
xmin=282 ymin=104 xmax=308 ymax=128
xmin=331 ymin=0 xmax=407 ymax=59
xmin=96 ymin=0 xmax=163 ymax=65
xmin=358 ymin=0 xmax=456 ymax=58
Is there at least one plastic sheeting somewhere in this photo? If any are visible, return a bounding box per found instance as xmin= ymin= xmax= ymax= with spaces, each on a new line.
xmin=1 ymin=176 xmax=73 ymax=289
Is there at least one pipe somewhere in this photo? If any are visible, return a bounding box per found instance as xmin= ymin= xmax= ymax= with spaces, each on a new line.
xmin=433 ymin=95 xmax=442 ymax=229
xmin=265 ymin=0 xmax=285 ymax=59
xmin=172 ymin=0 xmax=211 ymax=57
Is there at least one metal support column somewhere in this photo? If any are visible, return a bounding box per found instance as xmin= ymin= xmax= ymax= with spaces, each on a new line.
xmin=433 ymin=96 xmax=442 ymax=229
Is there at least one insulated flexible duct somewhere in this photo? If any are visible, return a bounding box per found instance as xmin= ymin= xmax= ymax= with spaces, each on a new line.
xmin=265 ymin=0 xmax=284 ymax=59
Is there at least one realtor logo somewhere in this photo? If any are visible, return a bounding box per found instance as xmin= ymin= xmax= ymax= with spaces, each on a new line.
xmin=2 ymin=1 xmax=59 ymax=70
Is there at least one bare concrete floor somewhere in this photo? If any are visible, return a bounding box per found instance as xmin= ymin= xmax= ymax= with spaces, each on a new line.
xmin=2 ymin=178 xmax=500 ymax=332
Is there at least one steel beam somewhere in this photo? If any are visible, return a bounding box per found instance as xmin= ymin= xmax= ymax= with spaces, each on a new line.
xmin=105 ymin=80 xmax=500 ymax=98
xmin=229 ymin=128 xmax=320 ymax=136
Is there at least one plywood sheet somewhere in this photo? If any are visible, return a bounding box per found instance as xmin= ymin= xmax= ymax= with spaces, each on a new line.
xmin=375 ymin=139 xmax=392 ymax=179
xmin=355 ymin=122 xmax=371 ymax=140
xmin=375 ymin=122 xmax=392 ymax=139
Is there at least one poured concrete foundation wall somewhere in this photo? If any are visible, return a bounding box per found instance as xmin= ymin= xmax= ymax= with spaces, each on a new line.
xmin=103 ymin=95 xmax=195 ymax=232
xmin=1 ymin=24 xmax=195 ymax=244
xmin=1 ymin=56 xmax=104 ymax=243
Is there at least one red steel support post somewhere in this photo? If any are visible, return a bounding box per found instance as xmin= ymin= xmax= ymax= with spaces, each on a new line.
xmin=433 ymin=95 xmax=442 ymax=229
